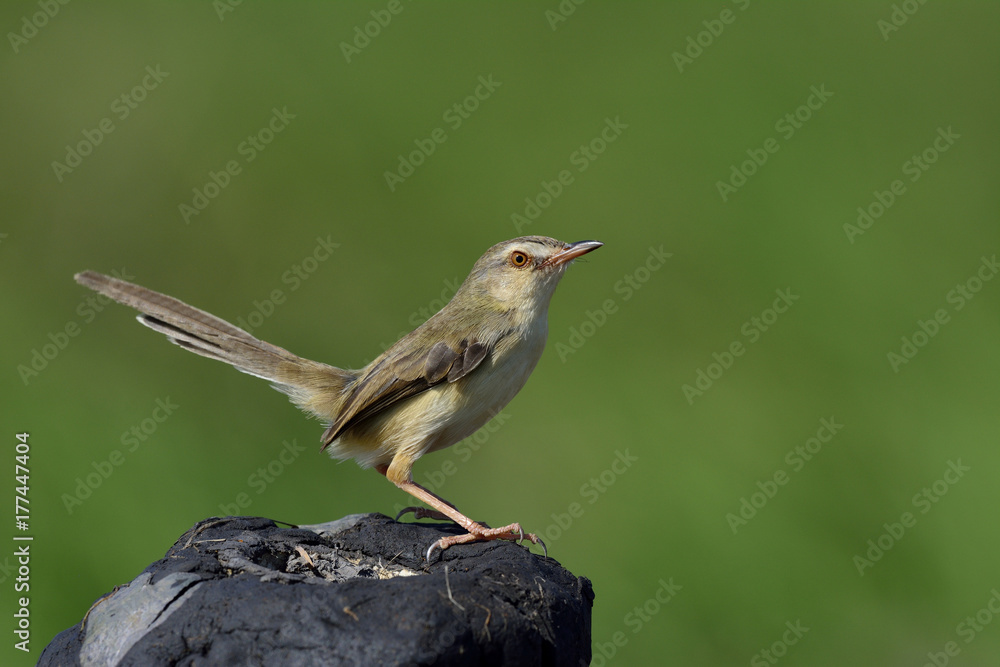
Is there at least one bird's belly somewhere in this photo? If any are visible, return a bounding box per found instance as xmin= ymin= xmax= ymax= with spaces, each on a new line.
xmin=331 ymin=329 xmax=546 ymax=469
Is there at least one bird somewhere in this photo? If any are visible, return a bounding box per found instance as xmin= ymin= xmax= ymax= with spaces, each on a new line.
xmin=75 ymin=235 xmax=602 ymax=559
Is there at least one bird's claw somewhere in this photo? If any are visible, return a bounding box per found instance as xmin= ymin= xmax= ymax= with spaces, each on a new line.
xmin=395 ymin=506 xmax=419 ymax=521
xmin=423 ymin=522 xmax=546 ymax=562
xmin=534 ymin=535 xmax=548 ymax=559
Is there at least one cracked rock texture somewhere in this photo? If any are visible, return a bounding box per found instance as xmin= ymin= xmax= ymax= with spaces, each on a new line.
xmin=41 ymin=514 xmax=594 ymax=666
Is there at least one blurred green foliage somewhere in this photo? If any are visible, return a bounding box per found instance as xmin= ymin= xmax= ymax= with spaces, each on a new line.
xmin=2 ymin=2 xmax=998 ymax=665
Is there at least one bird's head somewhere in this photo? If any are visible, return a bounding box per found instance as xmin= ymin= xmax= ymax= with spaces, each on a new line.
xmin=455 ymin=236 xmax=603 ymax=323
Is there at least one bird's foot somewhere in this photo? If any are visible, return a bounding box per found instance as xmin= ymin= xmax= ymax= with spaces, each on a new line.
xmin=381 ymin=474 xmax=547 ymax=561
xmin=395 ymin=506 xmax=453 ymax=522
xmin=425 ymin=521 xmax=546 ymax=562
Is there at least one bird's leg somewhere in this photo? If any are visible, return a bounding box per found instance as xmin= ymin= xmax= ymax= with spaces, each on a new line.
xmin=376 ymin=463 xmax=546 ymax=561
xmin=378 ymin=464 xmax=462 ymax=523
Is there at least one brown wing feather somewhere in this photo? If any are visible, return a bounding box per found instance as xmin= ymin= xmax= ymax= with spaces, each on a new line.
xmin=320 ymin=337 xmax=490 ymax=448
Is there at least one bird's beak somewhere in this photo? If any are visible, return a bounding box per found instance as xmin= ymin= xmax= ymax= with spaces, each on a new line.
xmin=541 ymin=240 xmax=604 ymax=268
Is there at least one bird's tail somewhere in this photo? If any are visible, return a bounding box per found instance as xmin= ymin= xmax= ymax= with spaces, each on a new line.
xmin=74 ymin=271 xmax=353 ymax=422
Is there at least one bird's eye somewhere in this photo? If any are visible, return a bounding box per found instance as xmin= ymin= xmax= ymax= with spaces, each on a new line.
xmin=509 ymin=251 xmax=530 ymax=268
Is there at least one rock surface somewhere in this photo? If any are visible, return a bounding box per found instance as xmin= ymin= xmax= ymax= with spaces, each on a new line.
xmin=41 ymin=514 xmax=593 ymax=666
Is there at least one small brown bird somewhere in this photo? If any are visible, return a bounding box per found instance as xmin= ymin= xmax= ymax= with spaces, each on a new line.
xmin=75 ymin=236 xmax=601 ymax=559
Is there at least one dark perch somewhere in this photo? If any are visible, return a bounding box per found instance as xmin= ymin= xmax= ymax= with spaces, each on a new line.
xmin=41 ymin=514 xmax=594 ymax=666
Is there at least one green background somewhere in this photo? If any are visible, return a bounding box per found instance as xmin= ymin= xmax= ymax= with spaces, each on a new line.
xmin=2 ymin=2 xmax=998 ymax=665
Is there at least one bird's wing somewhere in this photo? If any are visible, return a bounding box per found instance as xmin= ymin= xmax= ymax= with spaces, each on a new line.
xmin=320 ymin=335 xmax=490 ymax=448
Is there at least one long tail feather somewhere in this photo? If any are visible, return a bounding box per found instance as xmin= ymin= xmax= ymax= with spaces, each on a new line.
xmin=74 ymin=271 xmax=352 ymax=421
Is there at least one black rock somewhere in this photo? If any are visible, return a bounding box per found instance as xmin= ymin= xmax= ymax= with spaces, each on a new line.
xmin=41 ymin=514 xmax=594 ymax=666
